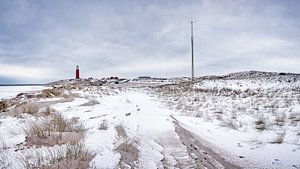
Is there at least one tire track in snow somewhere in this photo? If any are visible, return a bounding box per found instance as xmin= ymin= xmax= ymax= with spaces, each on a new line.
xmin=156 ymin=125 xmax=197 ymax=169
xmin=171 ymin=115 xmax=241 ymax=169
xmin=111 ymin=91 xmax=196 ymax=169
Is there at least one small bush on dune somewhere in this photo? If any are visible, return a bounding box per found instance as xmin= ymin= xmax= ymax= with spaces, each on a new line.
xmin=37 ymin=88 xmax=63 ymax=98
xmin=0 ymin=101 xmax=7 ymax=112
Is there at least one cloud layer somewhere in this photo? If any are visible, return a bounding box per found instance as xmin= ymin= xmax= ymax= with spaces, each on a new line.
xmin=0 ymin=0 xmax=300 ymax=83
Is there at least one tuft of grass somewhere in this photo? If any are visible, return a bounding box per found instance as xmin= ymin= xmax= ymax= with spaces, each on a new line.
xmin=116 ymin=138 xmax=139 ymax=168
xmin=8 ymin=102 xmax=40 ymax=117
xmin=19 ymin=143 xmax=95 ymax=169
xmin=51 ymin=114 xmax=74 ymax=132
xmin=115 ymin=124 xmax=127 ymax=138
xmin=254 ymin=118 xmax=266 ymax=130
xmin=26 ymin=121 xmax=49 ymax=138
xmin=22 ymin=103 xmax=39 ymax=114
xmin=80 ymin=99 xmax=99 ymax=106
xmin=0 ymin=135 xmax=8 ymax=152
xmin=117 ymin=138 xmax=137 ymax=153
xmin=98 ymin=120 xmax=108 ymax=130
xmin=25 ymin=113 xmax=85 ymax=139
xmin=38 ymin=106 xmax=52 ymax=116
xmin=37 ymin=88 xmax=62 ymax=98
xmin=65 ymin=143 xmax=94 ymax=161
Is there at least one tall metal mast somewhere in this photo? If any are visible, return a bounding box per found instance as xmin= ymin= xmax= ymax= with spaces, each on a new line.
xmin=191 ymin=20 xmax=194 ymax=81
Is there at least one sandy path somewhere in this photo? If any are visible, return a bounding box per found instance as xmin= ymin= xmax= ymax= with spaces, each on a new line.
xmin=102 ymin=90 xmax=241 ymax=168
xmin=171 ymin=115 xmax=241 ymax=169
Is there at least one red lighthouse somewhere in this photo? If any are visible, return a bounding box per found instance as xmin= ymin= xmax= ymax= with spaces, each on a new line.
xmin=76 ymin=65 xmax=80 ymax=79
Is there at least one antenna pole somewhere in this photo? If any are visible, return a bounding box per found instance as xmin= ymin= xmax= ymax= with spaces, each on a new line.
xmin=191 ymin=20 xmax=194 ymax=81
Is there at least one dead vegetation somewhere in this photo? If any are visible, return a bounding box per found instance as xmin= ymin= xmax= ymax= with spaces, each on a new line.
xmin=80 ymin=100 xmax=99 ymax=106
xmin=0 ymin=85 xmax=110 ymax=168
xmin=254 ymin=118 xmax=266 ymax=130
xmin=1 ymin=88 xmax=73 ymax=117
xmin=115 ymin=124 xmax=127 ymax=138
xmin=116 ymin=138 xmax=139 ymax=168
xmin=24 ymin=114 xmax=85 ymax=147
xmin=0 ymin=136 xmax=7 ymax=152
xmin=46 ymin=143 xmax=95 ymax=169
xmin=12 ymin=103 xmax=39 ymax=115
xmin=19 ymin=143 xmax=94 ymax=169
xmin=114 ymin=125 xmax=139 ymax=168
xmin=4 ymin=101 xmax=53 ymax=117
xmin=0 ymin=100 xmax=7 ymax=112
xmin=153 ymin=79 xmax=299 ymax=138
xmin=98 ymin=120 xmax=108 ymax=130
xmin=36 ymin=88 xmax=63 ymax=98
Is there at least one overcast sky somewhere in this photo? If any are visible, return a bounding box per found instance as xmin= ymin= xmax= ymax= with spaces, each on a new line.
xmin=0 ymin=0 xmax=300 ymax=83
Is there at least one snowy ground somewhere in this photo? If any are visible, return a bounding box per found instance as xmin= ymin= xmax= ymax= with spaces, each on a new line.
xmin=0 ymin=72 xmax=300 ymax=169
xmin=152 ymin=71 xmax=300 ymax=169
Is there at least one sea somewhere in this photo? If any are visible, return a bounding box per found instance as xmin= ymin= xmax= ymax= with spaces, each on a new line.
xmin=0 ymin=85 xmax=45 ymax=99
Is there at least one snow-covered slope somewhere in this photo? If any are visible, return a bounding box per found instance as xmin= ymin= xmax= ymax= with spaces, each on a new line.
xmin=1 ymin=71 xmax=300 ymax=169
xmin=152 ymin=71 xmax=300 ymax=168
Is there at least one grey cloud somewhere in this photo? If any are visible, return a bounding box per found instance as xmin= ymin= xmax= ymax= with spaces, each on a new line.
xmin=0 ymin=0 xmax=299 ymax=83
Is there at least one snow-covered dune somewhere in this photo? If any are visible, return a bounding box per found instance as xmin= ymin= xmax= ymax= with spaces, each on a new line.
xmin=153 ymin=71 xmax=300 ymax=168
xmin=1 ymin=71 xmax=300 ymax=169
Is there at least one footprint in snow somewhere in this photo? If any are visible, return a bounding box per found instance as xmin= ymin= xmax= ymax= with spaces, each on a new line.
xmin=237 ymin=143 xmax=243 ymax=147
xmin=272 ymin=159 xmax=282 ymax=166
xmin=292 ymin=164 xmax=300 ymax=169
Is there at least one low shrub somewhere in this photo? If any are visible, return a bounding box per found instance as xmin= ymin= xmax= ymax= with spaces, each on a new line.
xmin=37 ymin=88 xmax=62 ymax=98
xmin=0 ymin=101 xmax=7 ymax=112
